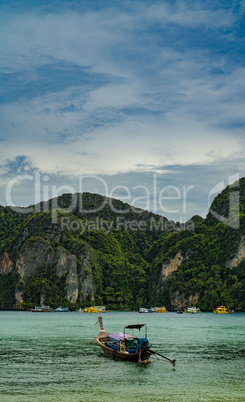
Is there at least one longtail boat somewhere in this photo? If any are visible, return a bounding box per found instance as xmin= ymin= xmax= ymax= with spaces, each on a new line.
xmin=31 ymin=305 xmax=53 ymax=312
xmin=95 ymin=316 xmax=176 ymax=366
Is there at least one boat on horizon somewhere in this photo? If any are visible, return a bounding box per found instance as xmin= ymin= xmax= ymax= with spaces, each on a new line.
xmin=95 ymin=316 xmax=176 ymax=366
xmin=214 ymin=306 xmax=228 ymax=314
xmin=138 ymin=307 xmax=154 ymax=313
xmin=94 ymin=306 xmax=106 ymax=312
xmin=83 ymin=306 xmax=106 ymax=313
xmin=31 ymin=306 xmax=53 ymax=312
xmin=185 ymin=307 xmax=201 ymax=314
xmin=154 ymin=306 xmax=168 ymax=313
xmin=54 ymin=306 xmax=70 ymax=312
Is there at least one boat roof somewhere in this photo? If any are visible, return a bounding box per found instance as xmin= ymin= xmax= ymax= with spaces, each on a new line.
xmin=108 ymin=332 xmax=135 ymax=341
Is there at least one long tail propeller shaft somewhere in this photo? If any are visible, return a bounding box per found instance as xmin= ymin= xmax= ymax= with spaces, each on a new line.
xmin=148 ymin=348 xmax=176 ymax=367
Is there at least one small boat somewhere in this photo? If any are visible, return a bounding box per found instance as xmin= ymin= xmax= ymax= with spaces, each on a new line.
xmin=94 ymin=306 xmax=106 ymax=312
xmin=143 ymin=307 xmax=156 ymax=313
xmin=31 ymin=305 xmax=53 ymax=312
xmin=82 ymin=307 xmax=101 ymax=313
xmin=138 ymin=308 xmax=148 ymax=313
xmin=95 ymin=316 xmax=176 ymax=366
xmin=214 ymin=306 xmax=228 ymax=314
xmin=154 ymin=307 xmax=168 ymax=313
xmin=185 ymin=307 xmax=201 ymax=314
xmin=176 ymin=310 xmax=184 ymax=314
xmin=54 ymin=306 xmax=70 ymax=312
xmin=138 ymin=308 xmax=153 ymax=313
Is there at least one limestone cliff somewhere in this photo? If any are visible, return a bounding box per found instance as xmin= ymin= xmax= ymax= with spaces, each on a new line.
xmin=78 ymin=247 xmax=95 ymax=302
xmin=15 ymin=237 xmax=52 ymax=308
xmin=162 ymin=252 xmax=183 ymax=279
xmin=16 ymin=237 xmax=51 ymax=281
xmin=227 ymin=236 xmax=245 ymax=268
xmin=0 ymin=230 xmax=95 ymax=308
xmin=55 ymin=247 xmax=79 ymax=303
xmin=170 ymin=291 xmax=199 ymax=310
xmin=0 ymin=252 xmax=13 ymax=274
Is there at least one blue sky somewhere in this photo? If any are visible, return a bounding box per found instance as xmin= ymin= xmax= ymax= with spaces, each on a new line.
xmin=1 ymin=0 xmax=245 ymax=221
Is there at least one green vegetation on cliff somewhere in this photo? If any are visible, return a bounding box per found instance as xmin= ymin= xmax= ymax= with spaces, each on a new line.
xmin=0 ymin=179 xmax=245 ymax=311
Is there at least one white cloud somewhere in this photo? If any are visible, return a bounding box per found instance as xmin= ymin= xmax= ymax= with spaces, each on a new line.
xmin=1 ymin=0 xmax=245 ymax=215
xmin=143 ymin=1 xmax=235 ymax=28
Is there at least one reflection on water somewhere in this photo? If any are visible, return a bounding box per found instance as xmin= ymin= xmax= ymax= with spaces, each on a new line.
xmin=0 ymin=312 xmax=244 ymax=401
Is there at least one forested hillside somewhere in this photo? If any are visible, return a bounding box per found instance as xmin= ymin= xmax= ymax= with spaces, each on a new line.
xmin=0 ymin=179 xmax=245 ymax=311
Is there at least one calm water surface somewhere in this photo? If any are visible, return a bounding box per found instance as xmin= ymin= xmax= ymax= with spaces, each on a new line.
xmin=0 ymin=311 xmax=244 ymax=401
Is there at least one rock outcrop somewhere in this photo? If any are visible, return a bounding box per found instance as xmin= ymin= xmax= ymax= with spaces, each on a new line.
xmin=78 ymin=247 xmax=95 ymax=302
xmin=55 ymin=247 xmax=79 ymax=303
xmin=0 ymin=252 xmax=13 ymax=274
xmin=227 ymin=236 xmax=245 ymax=269
xmin=0 ymin=231 xmax=95 ymax=308
xmin=170 ymin=291 xmax=199 ymax=310
xmin=16 ymin=237 xmax=50 ymax=281
xmin=162 ymin=252 xmax=183 ymax=279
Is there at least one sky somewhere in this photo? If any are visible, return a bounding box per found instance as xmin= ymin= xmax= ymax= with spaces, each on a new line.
xmin=1 ymin=0 xmax=245 ymax=222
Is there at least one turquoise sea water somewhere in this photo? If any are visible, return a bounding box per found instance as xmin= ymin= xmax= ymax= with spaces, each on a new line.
xmin=0 ymin=311 xmax=244 ymax=401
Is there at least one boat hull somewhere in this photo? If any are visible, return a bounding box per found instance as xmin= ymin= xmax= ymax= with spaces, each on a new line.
xmin=96 ymin=337 xmax=151 ymax=362
xmin=31 ymin=306 xmax=53 ymax=312
xmin=214 ymin=310 xmax=228 ymax=314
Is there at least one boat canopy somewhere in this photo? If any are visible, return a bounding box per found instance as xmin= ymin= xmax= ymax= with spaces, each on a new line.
xmin=108 ymin=332 xmax=134 ymax=342
xmin=124 ymin=324 xmax=146 ymax=330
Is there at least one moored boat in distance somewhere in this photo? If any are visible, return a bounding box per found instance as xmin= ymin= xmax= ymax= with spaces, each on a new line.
xmin=154 ymin=307 xmax=168 ymax=313
xmin=54 ymin=306 xmax=70 ymax=312
xmin=214 ymin=306 xmax=228 ymax=314
xmin=95 ymin=316 xmax=176 ymax=366
xmin=31 ymin=306 xmax=53 ymax=312
xmin=83 ymin=306 xmax=106 ymax=313
xmin=83 ymin=307 xmax=100 ymax=313
xmin=138 ymin=308 xmax=153 ymax=313
xmin=185 ymin=307 xmax=201 ymax=314
xmin=94 ymin=306 xmax=106 ymax=312
xmin=138 ymin=308 xmax=149 ymax=313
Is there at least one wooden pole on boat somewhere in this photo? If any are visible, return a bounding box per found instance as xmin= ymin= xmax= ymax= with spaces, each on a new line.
xmin=98 ymin=316 xmax=104 ymax=330
xmin=97 ymin=316 xmax=108 ymax=338
xmin=147 ymin=348 xmax=176 ymax=367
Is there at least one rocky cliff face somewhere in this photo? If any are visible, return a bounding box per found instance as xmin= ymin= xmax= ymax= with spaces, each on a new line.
xmin=16 ymin=238 xmax=50 ymax=280
xmin=0 ymin=226 xmax=95 ymax=309
xmin=162 ymin=252 xmax=183 ymax=279
xmin=161 ymin=252 xmax=198 ymax=309
xmin=0 ymin=252 xmax=13 ymax=274
xmin=77 ymin=247 xmax=95 ymax=302
xmin=227 ymin=236 xmax=245 ymax=268
xmin=55 ymin=247 xmax=81 ymax=303
xmin=170 ymin=291 xmax=199 ymax=310
xmin=14 ymin=237 xmax=51 ymax=308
